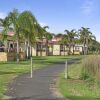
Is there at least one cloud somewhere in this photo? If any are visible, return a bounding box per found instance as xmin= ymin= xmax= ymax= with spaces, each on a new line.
xmin=39 ymin=22 xmax=48 ymax=27
xmin=0 ymin=12 xmax=6 ymax=19
xmin=81 ymin=0 xmax=94 ymax=15
xmin=39 ymin=22 xmax=51 ymax=32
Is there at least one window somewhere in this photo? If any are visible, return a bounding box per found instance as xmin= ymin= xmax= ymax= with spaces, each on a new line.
xmin=10 ymin=44 xmax=13 ymax=48
xmin=75 ymin=47 xmax=79 ymax=51
xmin=0 ymin=42 xmax=4 ymax=52
xmin=60 ymin=44 xmax=64 ymax=51
xmin=37 ymin=44 xmax=41 ymax=51
xmin=37 ymin=43 xmax=46 ymax=51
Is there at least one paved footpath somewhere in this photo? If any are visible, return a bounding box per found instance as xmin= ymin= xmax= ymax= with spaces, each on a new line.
xmin=6 ymin=59 xmax=78 ymax=100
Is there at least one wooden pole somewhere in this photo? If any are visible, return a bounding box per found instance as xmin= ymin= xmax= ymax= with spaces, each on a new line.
xmin=30 ymin=57 xmax=33 ymax=78
xmin=65 ymin=61 xmax=68 ymax=79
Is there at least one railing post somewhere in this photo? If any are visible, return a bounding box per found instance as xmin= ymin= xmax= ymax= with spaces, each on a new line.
xmin=65 ymin=61 xmax=68 ymax=79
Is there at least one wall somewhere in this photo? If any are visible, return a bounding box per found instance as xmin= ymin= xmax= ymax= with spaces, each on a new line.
xmin=0 ymin=52 xmax=25 ymax=61
xmin=32 ymin=46 xmax=37 ymax=56
xmin=0 ymin=52 xmax=16 ymax=61
xmin=60 ymin=51 xmax=68 ymax=56
xmin=53 ymin=45 xmax=60 ymax=55
xmin=0 ymin=52 xmax=7 ymax=61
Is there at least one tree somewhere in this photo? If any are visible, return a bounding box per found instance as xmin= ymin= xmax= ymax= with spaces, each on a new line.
xmin=64 ymin=29 xmax=77 ymax=55
xmin=0 ymin=16 xmax=10 ymax=51
xmin=55 ymin=33 xmax=64 ymax=55
xmin=60 ymin=34 xmax=69 ymax=56
xmin=35 ymin=24 xmax=44 ymax=56
xmin=79 ymin=27 xmax=96 ymax=55
xmin=89 ymin=40 xmax=100 ymax=54
xmin=55 ymin=33 xmax=63 ymax=38
xmin=43 ymin=26 xmax=52 ymax=56
xmin=18 ymin=11 xmax=38 ymax=59
xmin=8 ymin=9 xmax=20 ymax=62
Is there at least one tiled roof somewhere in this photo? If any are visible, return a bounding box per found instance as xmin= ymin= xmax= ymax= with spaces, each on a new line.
xmin=7 ymin=32 xmax=15 ymax=36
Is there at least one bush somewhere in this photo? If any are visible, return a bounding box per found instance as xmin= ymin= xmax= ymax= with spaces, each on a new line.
xmin=81 ymin=55 xmax=100 ymax=85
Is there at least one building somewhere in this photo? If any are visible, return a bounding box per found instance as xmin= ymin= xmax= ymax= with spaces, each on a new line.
xmin=31 ymin=37 xmax=87 ymax=56
xmin=0 ymin=32 xmax=87 ymax=61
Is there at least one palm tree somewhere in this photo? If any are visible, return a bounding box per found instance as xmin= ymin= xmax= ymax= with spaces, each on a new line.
xmin=43 ymin=26 xmax=52 ymax=56
xmin=79 ymin=27 xmax=96 ymax=55
xmin=0 ymin=16 xmax=10 ymax=52
xmin=64 ymin=29 xmax=77 ymax=55
xmin=60 ymin=34 xmax=69 ymax=56
xmin=55 ymin=33 xmax=63 ymax=38
xmin=55 ymin=33 xmax=65 ymax=55
xmin=35 ymin=24 xmax=44 ymax=56
xmin=45 ymin=32 xmax=52 ymax=56
xmin=18 ymin=11 xmax=38 ymax=59
xmin=8 ymin=9 xmax=20 ymax=62
xmin=70 ymin=30 xmax=78 ymax=55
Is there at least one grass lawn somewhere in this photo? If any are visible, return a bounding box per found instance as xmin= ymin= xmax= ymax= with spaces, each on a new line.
xmin=0 ymin=55 xmax=80 ymax=98
xmin=59 ymin=62 xmax=100 ymax=100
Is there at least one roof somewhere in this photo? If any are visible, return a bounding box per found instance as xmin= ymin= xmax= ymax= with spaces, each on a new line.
xmin=7 ymin=32 xmax=15 ymax=36
xmin=75 ymin=44 xmax=87 ymax=47
xmin=0 ymin=31 xmax=15 ymax=36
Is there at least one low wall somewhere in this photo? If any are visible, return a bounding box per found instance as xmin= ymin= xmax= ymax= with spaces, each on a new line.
xmin=37 ymin=51 xmax=46 ymax=56
xmin=0 ymin=52 xmax=25 ymax=62
xmin=0 ymin=52 xmax=7 ymax=61
xmin=74 ymin=51 xmax=80 ymax=55
xmin=0 ymin=52 xmax=16 ymax=61
xmin=60 ymin=51 xmax=68 ymax=56
xmin=7 ymin=52 xmax=16 ymax=61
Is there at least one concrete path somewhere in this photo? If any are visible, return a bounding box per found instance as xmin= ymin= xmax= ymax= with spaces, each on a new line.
xmin=6 ymin=59 xmax=78 ymax=100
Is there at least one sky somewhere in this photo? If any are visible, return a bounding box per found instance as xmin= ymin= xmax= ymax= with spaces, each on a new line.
xmin=0 ymin=0 xmax=100 ymax=41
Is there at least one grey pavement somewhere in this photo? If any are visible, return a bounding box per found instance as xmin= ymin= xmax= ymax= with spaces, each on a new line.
xmin=6 ymin=59 xmax=78 ymax=100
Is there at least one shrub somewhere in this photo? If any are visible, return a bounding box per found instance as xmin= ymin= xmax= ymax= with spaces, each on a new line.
xmin=81 ymin=55 xmax=100 ymax=85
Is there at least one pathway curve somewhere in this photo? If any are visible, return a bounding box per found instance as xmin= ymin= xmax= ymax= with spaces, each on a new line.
xmin=6 ymin=59 xmax=78 ymax=100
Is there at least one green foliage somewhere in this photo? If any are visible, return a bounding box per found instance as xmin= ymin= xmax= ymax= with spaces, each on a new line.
xmin=81 ymin=55 xmax=100 ymax=85
xmin=79 ymin=27 xmax=96 ymax=54
xmin=0 ymin=16 xmax=11 ymax=41
xmin=89 ymin=40 xmax=100 ymax=54
xmin=18 ymin=11 xmax=38 ymax=43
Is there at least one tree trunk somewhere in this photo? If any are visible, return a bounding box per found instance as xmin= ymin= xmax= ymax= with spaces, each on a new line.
xmin=16 ymin=38 xmax=19 ymax=63
xmin=36 ymin=42 xmax=38 ymax=56
xmin=46 ymin=39 xmax=48 ymax=56
xmin=52 ymin=44 xmax=53 ymax=56
xmin=40 ymin=38 xmax=43 ymax=56
xmin=40 ymin=43 xmax=42 ymax=56
xmin=86 ymin=39 xmax=89 ymax=55
xmin=73 ymin=45 xmax=74 ymax=55
xmin=27 ymin=36 xmax=30 ymax=59
xmin=60 ymin=44 xmax=61 ymax=56
xmin=69 ymin=44 xmax=71 ymax=55
xmin=83 ymin=43 xmax=86 ymax=55
xmin=30 ymin=43 xmax=32 ymax=57
xmin=64 ymin=45 xmax=65 ymax=56
xmin=24 ymin=40 xmax=27 ymax=59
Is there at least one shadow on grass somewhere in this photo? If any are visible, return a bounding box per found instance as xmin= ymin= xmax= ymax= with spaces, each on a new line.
xmin=67 ymin=95 xmax=100 ymax=100
xmin=0 ymin=56 xmax=81 ymax=65
xmin=0 ymin=71 xmax=21 ymax=75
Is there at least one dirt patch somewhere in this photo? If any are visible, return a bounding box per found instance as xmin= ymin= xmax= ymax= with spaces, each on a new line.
xmin=49 ymin=76 xmax=68 ymax=100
